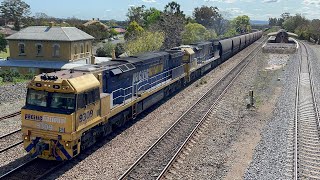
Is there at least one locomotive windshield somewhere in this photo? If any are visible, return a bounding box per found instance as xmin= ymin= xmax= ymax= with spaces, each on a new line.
xmin=26 ymin=89 xmax=76 ymax=113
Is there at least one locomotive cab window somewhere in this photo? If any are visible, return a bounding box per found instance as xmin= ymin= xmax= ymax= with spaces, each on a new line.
xmin=50 ymin=93 xmax=75 ymax=110
xmin=76 ymin=88 xmax=100 ymax=109
xmin=26 ymin=89 xmax=76 ymax=113
xmin=26 ymin=89 xmax=48 ymax=107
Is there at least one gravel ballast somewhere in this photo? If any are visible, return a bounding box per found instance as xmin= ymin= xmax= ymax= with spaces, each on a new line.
xmin=44 ymin=41 xmax=264 ymax=179
xmin=168 ymin=45 xmax=297 ymax=179
xmin=244 ymin=48 xmax=299 ymax=179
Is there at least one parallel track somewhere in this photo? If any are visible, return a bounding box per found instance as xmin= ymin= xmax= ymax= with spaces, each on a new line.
xmin=0 ymin=158 xmax=64 ymax=180
xmin=119 ymin=39 xmax=265 ymax=180
xmin=0 ymin=129 xmax=23 ymax=153
xmin=0 ymin=111 xmax=21 ymax=121
xmin=291 ymin=42 xmax=320 ymax=179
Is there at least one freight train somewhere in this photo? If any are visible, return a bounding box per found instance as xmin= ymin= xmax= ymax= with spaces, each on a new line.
xmin=22 ymin=31 xmax=263 ymax=160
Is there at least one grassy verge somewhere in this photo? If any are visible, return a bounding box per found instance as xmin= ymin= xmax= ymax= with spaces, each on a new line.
xmin=0 ymin=47 xmax=9 ymax=59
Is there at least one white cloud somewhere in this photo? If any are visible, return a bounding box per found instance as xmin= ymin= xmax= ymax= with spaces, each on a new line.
xmin=303 ymin=0 xmax=320 ymax=7
xmin=142 ymin=0 xmax=156 ymax=3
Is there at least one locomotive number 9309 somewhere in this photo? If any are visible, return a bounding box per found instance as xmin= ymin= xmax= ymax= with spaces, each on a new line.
xmin=79 ymin=110 xmax=94 ymax=122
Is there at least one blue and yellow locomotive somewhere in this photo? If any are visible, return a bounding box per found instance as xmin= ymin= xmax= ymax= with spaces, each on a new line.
xmin=21 ymin=31 xmax=262 ymax=160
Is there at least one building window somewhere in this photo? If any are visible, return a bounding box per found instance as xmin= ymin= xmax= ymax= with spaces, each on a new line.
xmin=86 ymin=43 xmax=89 ymax=53
xmin=18 ymin=43 xmax=25 ymax=55
xmin=80 ymin=43 xmax=84 ymax=54
xmin=52 ymin=44 xmax=60 ymax=57
xmin=35 ymin=44 xmax=43 ymax=56
xmin=74 ymin=44 xmax=78 ymax=54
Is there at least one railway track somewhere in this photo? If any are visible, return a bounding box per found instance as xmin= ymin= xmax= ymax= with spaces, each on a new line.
xmin=286 ymin=42 xmax=320 ymax=179
xmin=0 ymin=158 xmax=64 ymax=180
xmin=119 ymin=39 xmax=265 ymax=180
xmin=0 ymin=111 xmax=21 ymax=121
xmin=0 ymin=129 xmax=23 ymax=153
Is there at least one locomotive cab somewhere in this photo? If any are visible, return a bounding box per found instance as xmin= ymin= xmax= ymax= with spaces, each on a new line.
xmin=22 ymin=71 xmax=104 ymax=160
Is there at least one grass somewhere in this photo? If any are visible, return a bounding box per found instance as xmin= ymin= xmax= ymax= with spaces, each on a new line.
xmin=0 ymin=47 xmax=9 ymax=59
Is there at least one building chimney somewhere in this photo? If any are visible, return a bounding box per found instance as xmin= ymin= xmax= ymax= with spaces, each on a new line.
xmin=97 ymin=18 xmax=100 ymax=21
xmin=92 ymin=18 xmax=94 ymax=21
xmin=49 ymin=21 xmax=54 ymax=27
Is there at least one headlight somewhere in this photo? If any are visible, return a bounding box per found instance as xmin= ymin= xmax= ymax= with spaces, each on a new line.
xmin=24 ymin=135 xmax=30 ymax=140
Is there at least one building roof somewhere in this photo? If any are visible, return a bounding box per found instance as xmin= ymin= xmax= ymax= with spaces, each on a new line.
xmin=83 ymin=19 xmax=108 ymax=29
xmin=267 ymin=29 xmax=298 ymax=37
xmin=0 ymin=27 xmax=17 ymax=36
xmin=113 ymin=28 xmax=126 ymax=33
xmin=6 ymin=26 xmax=94 ymax=41
xmin=0 ymin=55 xmax=110 ymax=70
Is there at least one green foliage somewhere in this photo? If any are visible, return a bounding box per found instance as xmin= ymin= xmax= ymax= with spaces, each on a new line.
xmin=125 ymin=31 xmax=165 ymax=56
xmin=231 ymin=15 xmax=251 ymax=33
xmin=223 ymin=28 xmax=237 ymax=38
xmin=105 ymin=20 xmax=118 ymax=27
xmin=283 ymin=14 xmax=309 ymax=33
xmin=115 ymin=43 xmax=125 ymax=57
xmin=124 ymin=21 xmax=144 ymax=40
xmin=127 ymin=5 xmax=146 ymax=26
xmin=96 ymin=42 xmax=114 ymax=57
xmin=144 ymin=8 xmax=161 ymax=27
xmin=182 ymin=23 xmax=217 ymax=44
xmin=0 ymin=33 xmax=7 ymax=53
xmin=164 ymin=1 xmax=185 ymax=17
xmin=109 ymin=28 xmax=119 ymax=37
xmin=193 ymin=6 xmax=219 ymax=29
xmin=0 ymin=70 xmax=34 ymax=83
xmin=77 ymin=23 xmax=110 ymax=40
xmin=309 ymin=19 xmax=320 ymax=43
xmin=0 ymin=0 xmax=31 ymax=30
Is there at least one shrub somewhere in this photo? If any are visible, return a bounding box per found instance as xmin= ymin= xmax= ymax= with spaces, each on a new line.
xmin=0 ymin=70 xmax=34 ymax=83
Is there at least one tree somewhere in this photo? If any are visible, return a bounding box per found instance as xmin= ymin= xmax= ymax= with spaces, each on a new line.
xmin=269 ymin=17 xmax=278 ymax=26
xmin=182 ymin=23 xmax=217 ymax=44
xmin=231 ymin=15 xmax=251 ymax=33
xmin=193 ymin=6 xmax=220 ymax=29
xmin=283 ymin=14 xmax=308 ymax=32
xmin=223 ymin=28 xmax=237 ymax=38
xmin=115 ymin=43 xmax=125 ymax=57
xmin=96 ymin=42 xmax=114 ymax=57
xmin=309 ymin=19 xmax=320 ymax=44
xmin=0 ymin=0 xmax=31 ymax=30
xmin=125 ymin=31 xmax=164 ymax=55
xmin=0 ymin=33 xmax=7 ymax=52
xmin=77 ymin=23 xmax=110 ymax=40
xmin=144 ymin=8 xmax=161 ymax=27
xmin=109 ymin=29 xmax=119 ymax=37
xmin=127 ymin=5 xmax=146 ymax=26
xmin=164 ymin=1 xmax=184 ymax=17
xmin=159 ymin=1 xmax=186 ymax=49
xmin=124 ymin=21 xmax=144 ymax=40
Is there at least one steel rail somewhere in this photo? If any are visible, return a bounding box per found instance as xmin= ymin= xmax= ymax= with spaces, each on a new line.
xmin=0 ymin=129 xmax=21 ymax=140
xmin=119 ymin=38 xmax=266 ymax=180
xmin=293 ymin=42 xmax=320 ymax=179
xmin=0 ymin=158 xmax=64 ymax=179
xmin=0 ymin=111 xmax=21 ymax=121
xmin=293 ymin=42 xmax=302 ymax=180
xmin=0 ymin=141 xmax=23 ymax=153
xmin=0 ymin=129 xmax=23 ymax=153
xmin=157 ymin=40 xmax=264 ymax=180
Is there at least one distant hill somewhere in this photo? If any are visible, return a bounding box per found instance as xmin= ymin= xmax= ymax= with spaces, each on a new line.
xmin=250 ymin=20 xmax=268 ymax=25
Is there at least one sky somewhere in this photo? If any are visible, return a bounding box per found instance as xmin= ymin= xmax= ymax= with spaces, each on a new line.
xmin=17 ymin=0 xmax=320 ymax=21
